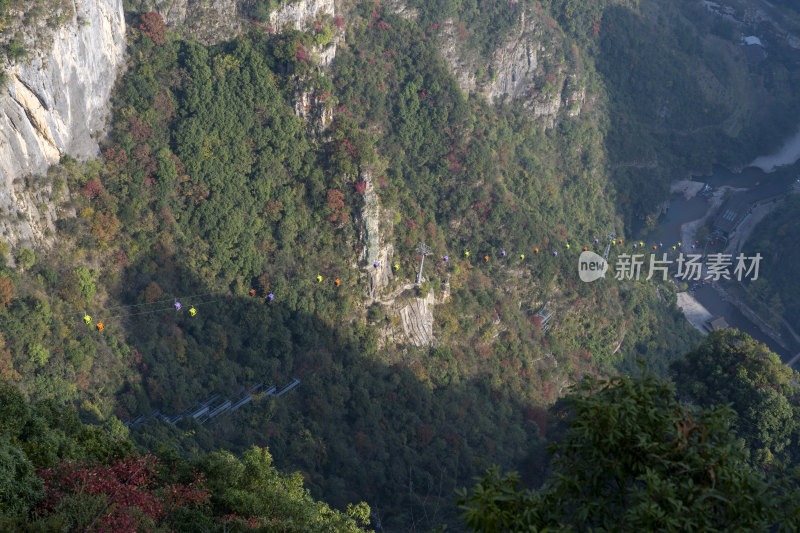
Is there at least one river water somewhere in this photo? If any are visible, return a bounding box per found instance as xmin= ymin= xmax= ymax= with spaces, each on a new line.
xmin=751 ymin=124 xmax=800 ymax=172
xmin=641 ymin=160 xmax=800 ymax=360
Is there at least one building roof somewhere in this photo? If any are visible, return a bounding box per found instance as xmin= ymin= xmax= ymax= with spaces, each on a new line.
xmin=743 ymin=36 xmax=763 ymax=46
xmin=712 ymin=198 xmax=751 ymax=235
xmin=708 ymin=316 xmax=729 ymax=331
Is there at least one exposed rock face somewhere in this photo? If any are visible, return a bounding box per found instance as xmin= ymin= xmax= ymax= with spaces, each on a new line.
xmin=270 ymin=0 xmax=340 ymax=67
xmin=368 ymin=244 xmax=394 ymax=300
xmin=437 ymin=9 xmax=583 ymax=125
xmin=270 ymin=0 xmax=335 ymax=33
xmin=399 ymin=291 xmax=435 ymax=347
xmin=383 ymin=0 xmax=419 ymax=21
xmin=0 ymin=0 xmax=125 ymax=245
xmin=360 ymin=170 xmax=380 ymax=264
xmin=438 ymin=12 xmax=538 ymax=100
xmin=358 ymin=166 xmax=436 ymax=347
xmin=359 ymin=168 xmax=394 ymax=301
xmin=270 ymin=0 xmax=340 ymax=123
xmin=128 ymin=0 xmax=243 ymax=44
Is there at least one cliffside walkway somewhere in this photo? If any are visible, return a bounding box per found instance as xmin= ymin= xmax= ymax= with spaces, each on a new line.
xmin=123 ymin=378 xmax=300 ymax=427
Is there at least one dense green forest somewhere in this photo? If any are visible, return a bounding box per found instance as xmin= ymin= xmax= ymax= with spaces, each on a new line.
xmin=460 ymin=333 xmax=800 ymax=531
xmin=5 ymin=330 xmax=800 ymax=530
xmin=739 ymin=195 xmax=800 ymax=333
xmin=0 ymin=382 xmax=371 ymax=531
xmin=3 ymin=0 xmax=800 ymax=529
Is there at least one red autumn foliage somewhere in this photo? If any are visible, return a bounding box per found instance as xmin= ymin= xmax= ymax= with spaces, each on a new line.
xmin=354 ymin=181 xmax=367 ymax=195
xmin=294 ymin=42 xmax=311 ymax=63
xmin=128 ymin=116 xmax=154 ymax=143
xmin=264 ymin=199 xmax=283 ymax=218
xmin=131 ymin=143 xmax=151 ymax=166
xmin=525 ymin=407 xmax=548 ymax=434
xmin=333 ymin=15 xmax=344 ymax=29
xmin=139 ymin=12 xmax=167 ymax=45
xmin=102 ymin=145 xmax=128 ymax=167
xmin=0 ymin=277 xmax=14 ymax=308
xmin=37 ymin=455 xmax=209 ymax=532
xmin=90 ymin=211 xmax=120 ymax=243
xmin=337 ymin=137 xmax=357 ymax=159
xmin=326 ymin=189 xmax=347 ymax=222
xmin=81 ymin=179 xmax=104 ymax=199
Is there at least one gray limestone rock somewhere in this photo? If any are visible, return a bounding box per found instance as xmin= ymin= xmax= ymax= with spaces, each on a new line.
xmin=0 ymin=0 xmax=125 ymax=245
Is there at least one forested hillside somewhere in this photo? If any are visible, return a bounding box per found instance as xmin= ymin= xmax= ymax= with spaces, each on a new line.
xmin=2 ymin=0 xmax=800 ymax=530
xmin=0 ymin=382 xmax=371 ymax=531
xmin=739 ymin=195 xmax=800 ymax=334
xmin=460 ymin=333 xmax=800 ymax=531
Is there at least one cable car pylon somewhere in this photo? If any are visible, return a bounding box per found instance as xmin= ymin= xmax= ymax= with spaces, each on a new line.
xmin=415 ymin=242 xmax=432 ymax=285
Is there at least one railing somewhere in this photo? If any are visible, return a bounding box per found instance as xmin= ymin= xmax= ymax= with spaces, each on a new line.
xmin=123 ymin=378 xmax=300 ymax=427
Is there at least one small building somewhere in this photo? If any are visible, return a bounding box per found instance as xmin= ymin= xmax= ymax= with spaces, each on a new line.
xmin=741 ymin=35 xmax=767 ymax=63
xmin=742 ymin=35 xmax=763 ymax=47
xmin=706 ymin=316 xmax=729 ymax=332
xmin=712 ymin=197 xmax=751 ymax=239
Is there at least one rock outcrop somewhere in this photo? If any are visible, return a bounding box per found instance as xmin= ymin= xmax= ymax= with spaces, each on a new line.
xmin=399 ymin=291 xmax=435 ymax=347
xmin=269 ymin=0 xmax=341 ymax=124
xmin=0 ymin=0 xmax=125 ymax=245
xmin=127 ymin=0 xmax=243 ymax=44
xmin=356 ymin=166 xmax=436 ymax=346
xmin=271 ymin=0 xmax=339 ymax=66
xmin=440 ymin=11 xmax=538 ymax=100
xmin=437 ymin=8 xmax=583 ymax=126
xmin=359 ymin=169 xmax=395 ymax=301
xmin=270 ymin=0 xmax=335 ymax=33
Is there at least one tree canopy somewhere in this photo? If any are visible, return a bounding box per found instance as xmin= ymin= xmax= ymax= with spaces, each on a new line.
xmin=673 ymin=329 xmax=800 ymax=468
xmin=459 ymin=370 xmax=800 ymax=531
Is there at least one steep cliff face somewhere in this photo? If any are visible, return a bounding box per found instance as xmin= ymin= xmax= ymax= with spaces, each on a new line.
xmin=270 ymin=0 xmax=334 ymax=32
xmin=0 ymin=0 xmax=125 ymax=245
xmin=357 ymin=166 xmax=438 ymax=346
xmin=437 ymin=8 xmax=584 ymax=126
xmin=399 ymin=290 xmax=435 ymax=347
xmin=271 ymin=0 xmax=340 ymax=67
xmin=127 ymin=0 xmax=243 ymax=44
xmin=358 ymin=168 xmax=394 ymax=301
xmin=270 ymin=0 xmax=341 ymax=124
